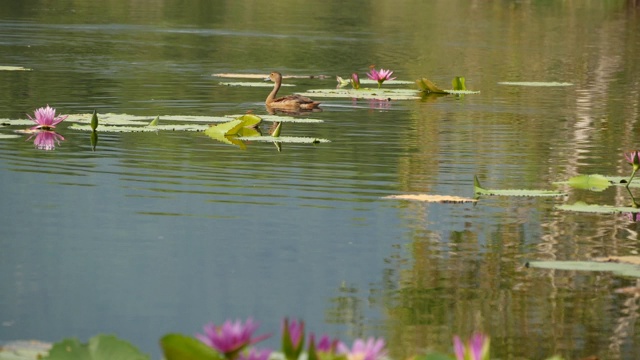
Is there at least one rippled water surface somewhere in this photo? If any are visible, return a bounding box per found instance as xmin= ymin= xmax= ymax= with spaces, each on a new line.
xmin=1 ymin=1 xmax=640 ymax=359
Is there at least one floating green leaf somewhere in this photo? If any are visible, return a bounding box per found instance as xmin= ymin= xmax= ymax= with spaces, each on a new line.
xmin=219 ymin=82 xmax=295 ymax=87
xmin=43 ymin=334 xmax=148 ymax=360
xmin=90 ymin=110 xmax=99 ymax=131
xmin=160 ymin=334 xmax=224 ymax=360
xmin=416 ymin=78 xmax=480 ymax=95
xmin=296 ymin=88 xmax=421 ymax=100
xmin=0 ymin=133 xmax=20 ymax=139
xmin=236 ymin=136 xmax=329 ymax=144
xmin=148 ymin=115 xmax=160 ymax=126
xmin=474 ymin=176 xmax=566 ymax=197
xmin=0 ymin=66 xmax=32 ymax=71
xmin=205 ymin=119 xmax=245 ymax=136
xmin=528 ymin=260 xmax=640 ymax=278
xmin=497 ymin=81 xmax=573 ymax=87
xmin=70 ymin=124 xmax=208 ymax=132
xmin=236 ymin=114 xmax=262 ymax=128
xmin=555 ymin=201 xmax=640 ymax=214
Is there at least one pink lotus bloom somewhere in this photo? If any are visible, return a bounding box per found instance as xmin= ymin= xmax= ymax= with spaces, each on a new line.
xmin=453 ymin=333 xmax=490 ymax=360
xmin=366 ymin=68 xmax=396 ymax=88
xmin=625 ymin=151 xmax=640 ymax=168
xmin=28 ymin=130 xmax=65 ymax=151
xmin=196 ymin=318 xmax=270 ymax=357
xmin=237 ymin=348 xmax=272 ymax=360
xmin=337 ymin=337 xmax=387 ymax=360
xmin=27 ymin=105 xmax=68 ymax=130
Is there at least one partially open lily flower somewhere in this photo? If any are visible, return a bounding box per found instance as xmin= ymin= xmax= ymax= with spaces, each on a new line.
xmin=453 ymin=333 xmax=490 ymax=360
xmin=27 ymin=130 xmax=65 ymax=151
xmin=351 ymin=73 xmax=361 ymax=90
xmin=27 ymin=105 xmax=68 ymax=130
xmin=337 ymin=337 xmax=387 ymax=360
xmin=196 ymin=318 xmax=270 ymax=358
xmin=366 ymin=68 xmax=396 ymax=88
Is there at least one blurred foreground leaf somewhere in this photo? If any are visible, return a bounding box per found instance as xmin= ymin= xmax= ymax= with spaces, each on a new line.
xmin=160 ymin=334 xmax=224 ymax=360
xmin=43 ymin=334 xmax=148 ymax=360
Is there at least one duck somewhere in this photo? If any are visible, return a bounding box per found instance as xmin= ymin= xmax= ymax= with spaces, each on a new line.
xmin=264 ymin=72 xmax=321 ymax=111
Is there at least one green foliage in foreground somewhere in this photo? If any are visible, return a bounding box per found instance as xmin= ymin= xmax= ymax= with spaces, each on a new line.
xmin=42 ymin=334 xmax=149 ymax=360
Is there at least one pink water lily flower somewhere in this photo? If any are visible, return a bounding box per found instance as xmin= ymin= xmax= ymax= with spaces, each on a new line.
xmin=366 ymin=68 xmax=396 ymax=88
xmin=196 ymin=318 xmax=270 ymax=358
xmin=27 ymin=105 xmax=68 ymax=130
xmin=27 ymin=130 xmax=65 ymax=151
xmin=453 ymin=333 xmax=490 ymax=360
xmin=624 ymin=150 xmax=640 ymax=186
xmin=337 ymin=337 xmax=387 ymax=360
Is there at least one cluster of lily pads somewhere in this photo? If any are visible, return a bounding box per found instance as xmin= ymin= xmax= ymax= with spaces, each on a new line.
xmin=3 ymin=317 xmax=567 ymax=360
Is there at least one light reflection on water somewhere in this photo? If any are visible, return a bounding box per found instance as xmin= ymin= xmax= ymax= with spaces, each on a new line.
xmin=2 ymin=1 xmax=640 ymax=359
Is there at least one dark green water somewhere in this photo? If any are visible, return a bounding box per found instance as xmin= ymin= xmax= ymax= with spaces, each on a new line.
xmin=1 ymin=1 xmax=640 ymax=359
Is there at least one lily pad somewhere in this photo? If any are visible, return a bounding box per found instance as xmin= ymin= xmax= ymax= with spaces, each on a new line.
xmin=42 ymin=334 xmax=148 ymax=360
xmin=383 ymin=194 xmax=477 ymax=203
xmin=212 ymin=73 xmax=330 ymax=79
xmin=474 ymin=176 xmax=566 ymax=197
xmin=497 ymin=81 xmax=573 ymax=87
xmin=219 ymin=82 xmax=295 ymax=87
xmin=0 ymin=133 xmax=20 ymax=139
xmin=296 ymin=88 xmax=421 ymax=100
xmin=236 ymin=136 xmax=330 ymax=143
xmin=0 ymin=66 xmax=32 ymax=71
xmin=528 ymin=260 xmax=640 ymax=278
xmin=70 ymin=124 xmax=208 ymax=132
xmin=205 ymin=119 xmax=245 ymax=136
xmin=555 ymin=201 xmax=640 ymax=214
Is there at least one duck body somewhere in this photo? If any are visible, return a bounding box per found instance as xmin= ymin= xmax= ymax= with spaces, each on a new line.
xmin=265 ymin=72 xmax=321 ymax=110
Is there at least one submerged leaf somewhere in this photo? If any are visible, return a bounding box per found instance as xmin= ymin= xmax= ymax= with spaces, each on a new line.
xmin=383 ymin=194 xmax=477 ymax=203
xmin=70 ymin=124 xmax=208 ymax=132
xmin=528 ymin=260 xmax=640 ymax=278
xmin=474 ymin=176 xmax=566 ymax=197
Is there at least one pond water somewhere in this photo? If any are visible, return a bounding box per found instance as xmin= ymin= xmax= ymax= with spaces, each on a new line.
xmin=1 ymin=1 xmax=640 ymax=359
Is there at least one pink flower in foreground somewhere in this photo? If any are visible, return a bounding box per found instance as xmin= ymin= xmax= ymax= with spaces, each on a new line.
xmin=337 ymin=337 xmax=386 ymax=360
xmin=196 ymin=318 xmax=270 ymax=357
xmin=453 ymin=333 xmax=490 ymax=360
xmin=27 ymin=130 xmax=65 ymax=151
xmin=27 ymin=105 xmax=68 ymax=130
xmin=366 ymin=68 xmax=396 ymax=88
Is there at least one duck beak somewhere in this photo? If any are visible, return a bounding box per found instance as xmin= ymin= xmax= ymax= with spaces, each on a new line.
xmin=264 ymin=75 xmax=271 ymax=82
